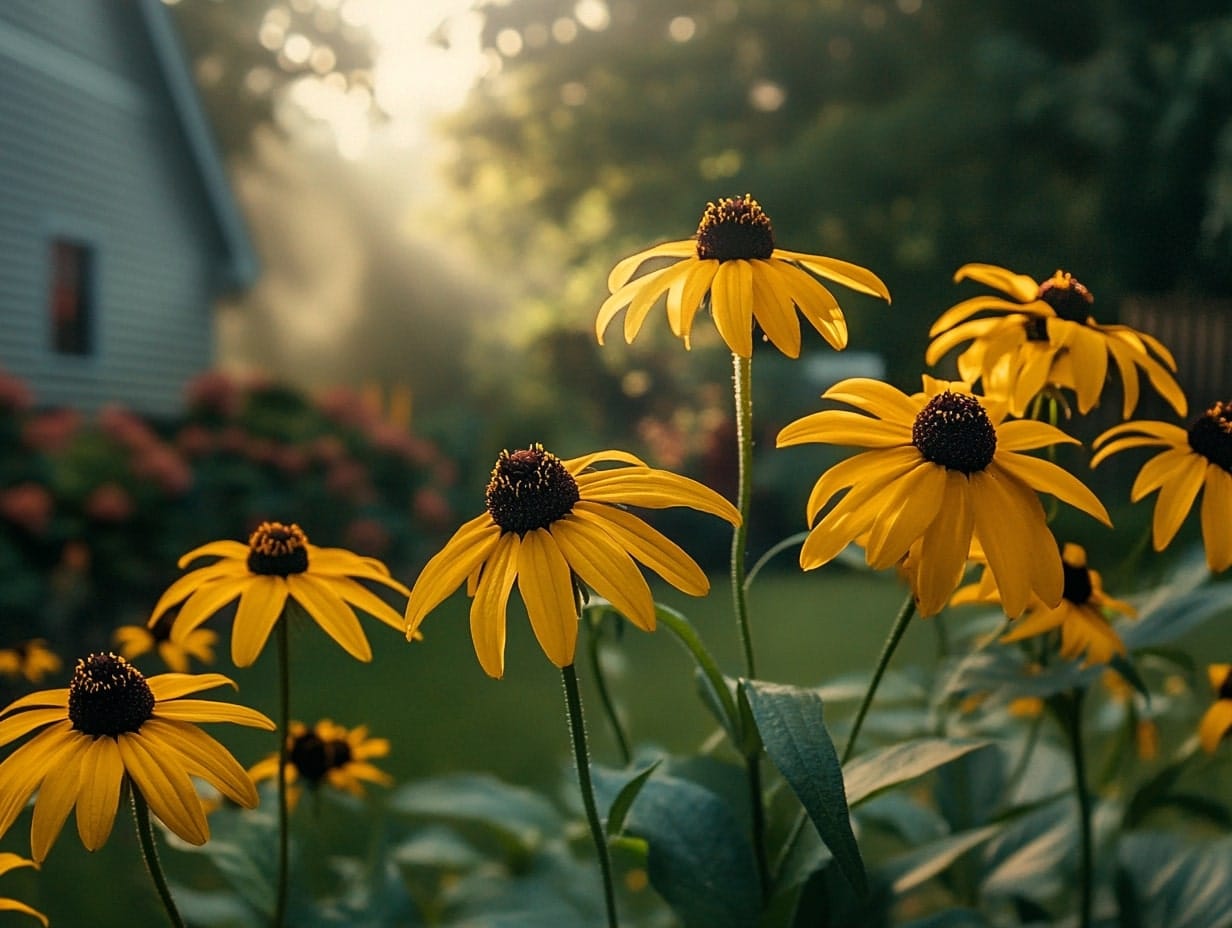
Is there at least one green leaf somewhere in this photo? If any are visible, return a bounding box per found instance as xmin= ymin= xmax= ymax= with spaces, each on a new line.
xmin=390 ymin=774 xmax=562 ymax=861
xmin=593 ymin=766 xmax=762 ymax=928
xmin=877 ymin=824 xmax=1002 ymax=896
xmin=844 ymin=737 xmax=994 ymax=807
xmin=741 ymin=679 xmax=867 ymax=896
xmin=980 ymin=798 xmax=1075 ymax=902
xmin=604 ymin=761 xmax=661 ymax=837
xmin=1117 ymin=832 xmax=1232 ymax=928
xmin=1108 ymin=653 xmax=1150 ymax=704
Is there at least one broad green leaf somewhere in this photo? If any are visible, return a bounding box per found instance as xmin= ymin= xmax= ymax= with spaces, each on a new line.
xmin=593 ymin=766 xmax=762 ymax=928
xmin=980 ymin=798 xmax=1075 ymax=902
xmin=901 ymin=908 xmax=990 ymax=928
xmin=390 ymin=773 xmax=562 ymax=860
xmin=877 ymin=824 xmax=1001 ymax=896
xmin=1117 ymin=832 xmax=1232 ymax=928
xmin=844 ymin=737 xmax=994 ymax=807
xmin=742 ymin=679 xmax=867 ymax=896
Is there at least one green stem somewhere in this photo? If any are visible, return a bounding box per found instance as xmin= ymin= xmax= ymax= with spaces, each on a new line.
xmin=1062 ymin=689 xmax=1094 ymax=928
xmin=274 ymin=618 xmax=291 ymax=928
xmin=747 ymin=751 xmax=770 ymax=901
xmin=842 ymin=592 xmax=917 ymax=764
xmin=586 ymin=611 xmax=632 ymax=766
xmin=132 ymin=788 xmax=187 ymax=928
xmin=730 ymin=351 xmax=756 ymax=679
xmin=743 ymin=530 xmax=809 ymax=592
xmin=562 ymin=664 xmax=619 ymax=928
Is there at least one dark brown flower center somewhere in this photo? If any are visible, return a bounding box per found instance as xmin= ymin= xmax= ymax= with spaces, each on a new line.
xmin=1061 ymin=561 xmax=1094 ymax=605
xmin=246 ymin=521 xmax=309 ymax=576
xmin=485 ymin=445 xmax=580 ymax=534
xmin=68 ymin=653 xmax=155 ymax=737
xmin=695 ymin=194 xmax=775 ymax=261
xmin=289 ymin=730 xmax=353 ymax=783
xmin=1037 ymin=271 xmax=1094 ymax=324
xmin=912 ymin=391 xmax=997 ymax=474
xmin=1188 ymin=401 xmax=1232 ymax=474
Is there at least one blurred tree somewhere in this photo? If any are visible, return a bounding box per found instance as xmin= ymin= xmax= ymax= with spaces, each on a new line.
xmin=169 ymin=0 xmax=378 ymax=153
xmin=440 ymin=0 xmax=1232 ymax=387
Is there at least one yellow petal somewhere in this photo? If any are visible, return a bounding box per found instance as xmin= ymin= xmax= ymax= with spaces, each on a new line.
xmin=924 ymin=317 xmax=1004 ymax=366
xmin=606 ymin=240 xmax=695 ymax=292
xmin=773 ymin=249 xmax=891 ymax=301
xmin=176 ymin=540 xmax=248 ymax=569
xmin=770 ymin=261 xmax=848 ymax=350
xmin=1054 ymin=321 xmax=1109 ymax=413
xmin=1201 ymin=468 xmax=1232 ymax=572
xmin=1198 ymin=700 xmax=1232 ymax=754
xmin=71 ymin=736 xmax=123 ymax=854
xmin=776 ymin=410 xmax=909 ymax=450
xmin=118 ymin=733 xmax=209 ymax=846
xmin=0 ymin=724 xmax=76 ymax=841
xmin=821 ymin=378 xmax=920 ymax=427
xmin=929 ymin=294 xmax=1032 ymax=336
xmin=29 ymin=740 xmax=84 ymax=861
xmin=997 ymin=419 xmax=1081 ymax=453
xmin=1129 ymin=447 xmax=1197 ymax=501
xmin=750 ymin=262 xmax=801 ymax=358
xmin=552 ymin=518 xmax=656 ymax=631
xmin=667 ymin=261 xmax=718 ymax=345
xmin=153 ymin=699 xmax=274 ymax=730
xmin=596 ymin=264 xmax=677 ymax=345
xmin=1148 ymin=454 xmax=1206 ymax=551
xmin=564 ymin=449 xmax=647 ymax=473
xmin=227 ymin=577 xmax=288 ymax=667
xmin=576 ymin=468 xmax=740 ymax=524
xmin=992 ymin=452 xmax=1111 ymax=526
xmin=0 ymin=899 xmax=48 ymax=927
xmin=913 ymin=471 xmax=975 ymax=616
xmin=148 ymin=560 xmax=247 ymax=625
xmin=517 ymin=530 xmax=580 ymax=667
xmin=148 ymin=673 xmax=236 ymax=702
xmin=970 ymin=470 xmax=1047 ymax=617
xmin=141 ymin=718 xmax=258 ymax=808
xmin=171 ymin=576 xmax=253 ymax=636
xmin=469 ymin=532 xmax=520 ymax=679
xmin=0 ymin=690 xmax=68 ymax=719
xmin=625 ymin=260 xmax=694 ymax=344
xmin=865 ymin=464 xmax=946 ymax=570
xmin=710 ymin=260 xmax=755 ymax=357
xmin=0 ymin=709 xmax=67 ymax=750
xmin=288 ymin=573 xmax=372 ymax=662
xmin=405 ymin=515 xmax=501 ymax=636
xmin=329 ymin=576 xmax=407 ymax=631
xmin=952 ymin=263 xmax=1041 ymax=302
xmin=571 ymin=502 xmax=708 ymax=596
xmin=805 ymin=447 xmax=921 ymax=525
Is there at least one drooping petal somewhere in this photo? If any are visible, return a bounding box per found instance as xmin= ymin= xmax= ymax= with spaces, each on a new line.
xmin=804 ymin=447 xmax=922 ymax=524
xmin=929 ymin=295 xmax=1036 ymax=336
xmin=606 ymin=240 xmax=696 ymax=292
xmin=924 ymin=317 xmax=1006 ymax=366
xmin=970 ymin=470 xmax=1047 ymax=617
xmin=570 ymin=502 xmax=708 ymax=596
xmin=1129 ymin=448 xmax=1198 ymax=501
xmin=709 ymin=259 xmax=755 ymax=357
xmin=516 ymin=530 xmax=580 ymax=667
xmin=597 ymin=264 xmax=680 ymax=345
xmin=575 ymin=468 xmax=740 ymax=523
xmin=29 ymin=741 xmax=84 ymax=861
xmin=1198 ymin=700 xmax=1232 ymax=754
xmin=1201 ymin=468 xmax=1232 ymax=572
xmin=118 ymin=733 xmax=209 ymax=846
xmin=912 ymin=471 xmax=975 ymax=616
xmin=171 ymin=576 xmax=253 ymax=636
xmin=142 ymin=718 xmax=258 ymax=808
xmin=405 ymin=515 xmax=501 ymax=636
xmin=70 ymin=736 xmax=123 ymax=854
xmin=287 ymin=573 xmax=372 ymax=662
xmin=992 ymin=452 xmax=1111 ymax=526
xmin=0 ymin=724 xmax=76 ymax=840
xmin=0 ymin=899 xmax=46 ymax=927
xmin=750 ymin=261 xmax=802 ymax=357
xmin=552 ymin=517 xmax=656 ymax=631
xmin=0 ymin=690 xmax=68 ymax=719
xmin=625 ymin=260 xmax=696 ymax=344
xmin=230 ymin=577 xmax=289 ymax=667
xmin=1053 ymin=321 xmax=1109 ymax=413
xmin=148 ymin=560 xmax=248 ymax=624
xmin=1150 ymin=455 xmax=1206 ymax=551
xmin=0 ymin=709 xmax=67 ymax=750
xmin=865 ymin=463 xmax=946 ymax=569
xmin=329 ymin=576 xmax=407 ymax=631
xmin=469 ymin=532 xmax=520 ymax=679
xmin=773 ymin=249 xmax=891 ymax=301
xmin=997 ymin=419 xmax=1080 ymax=453
xmin=564 ymin=449 xmax=647 ymax=474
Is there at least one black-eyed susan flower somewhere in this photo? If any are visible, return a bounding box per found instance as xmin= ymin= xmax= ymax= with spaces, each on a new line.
xmin=150 ymin=521 xmax=411 ymax=667
xmin=597 ymin=194 xmax=890 ymax=358
xmin=114 ymin=613 xmax=217 ymax=674
xmin=1199 ymin=664 xmax=1232 ymax=753
xmin=953 ymin=543 xmax=1135 ymax=666
xmin=926 ymin=264 xmax=1186 ymax=418
xmin=0 ymin=853 xmax=46 ymax=925
xmin=406 ymin=445 xmax=740 ymax=678
xmin=1092 ymin=401 xmax=1232 ymax=572
xmin=0 ymin=641 xmax=61 ymax=686
xmin=249 ymin=719 xmax=390 ymax=808
xmin=776 ymin=377 xmax=1111 ymax=617
xmin=0 ymin=653 xmax=272 ymax=861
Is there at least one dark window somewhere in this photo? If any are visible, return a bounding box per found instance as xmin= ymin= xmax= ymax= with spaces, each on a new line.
xmin=49 ymin=238 xmax=95 ymax=356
